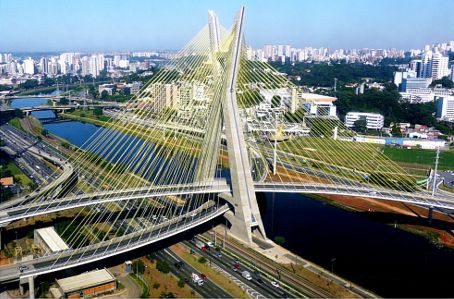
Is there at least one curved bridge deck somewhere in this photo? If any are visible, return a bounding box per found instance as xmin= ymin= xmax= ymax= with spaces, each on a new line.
xmin=1 ymin=182 xmax=453 ymax=226
xmin=0 ymin=203 xmax=230 ymax=282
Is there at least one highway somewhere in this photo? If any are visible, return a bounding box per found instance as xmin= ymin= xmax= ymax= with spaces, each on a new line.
xmin=0 ymin=124 xmax=75 ymax=209
xmin=154 ymin=249 xmax=232 ymax=298
xmin=184 ymin=238 xmax=289 ymax=298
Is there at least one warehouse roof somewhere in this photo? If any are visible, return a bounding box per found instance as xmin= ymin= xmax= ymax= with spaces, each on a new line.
xmin=35 ymin=227 xmax=69 ymax=252
xmin=56 ymin=269 xmax=116 ymax=293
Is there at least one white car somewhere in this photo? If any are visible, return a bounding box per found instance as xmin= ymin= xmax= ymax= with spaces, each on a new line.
xmin=271 ymin=281 xmax=280 ymax=288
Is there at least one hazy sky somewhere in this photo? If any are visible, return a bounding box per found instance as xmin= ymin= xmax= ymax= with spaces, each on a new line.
xmin=1 ymin=0 xmax=453 ymax=52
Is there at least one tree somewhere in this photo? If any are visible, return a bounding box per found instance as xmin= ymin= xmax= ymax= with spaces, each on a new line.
xmin=177 ymin=277 xmax=185 ymax=288
xmin=101 ymin=90 xmax=109 ymax=100
xmin=28 ymin=181 xmax=38 ymax=191
xmin=156 ymin=259 xmax=170 ymax=273
xmin=274 ymin=235 xmax=286 ymax=245
xmin=133 ymin=259 xmax=145 ymax=275
xmin=198 ymin=256 xmax=207 ymax=264
xmin=41 ymin=129 xmax=49 ymax=136
xmin=159 ymin=292 xmax=176 ymax=298
xmin=429 ymin=76 xmax=454 ymax=89
xmin=354 ymin=119 xmax=367 ymax=133
xmin=13 ymin=108 xmax=22 ymax=118
xmin=93 ymin=108 xmax=103 ymax=116
xmin=59 ymin=97 xmax=69 ymax=105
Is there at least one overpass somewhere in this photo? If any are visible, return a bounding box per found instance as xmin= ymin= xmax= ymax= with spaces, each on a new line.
xmin=0 ymin=203 xmax=229 ymax=283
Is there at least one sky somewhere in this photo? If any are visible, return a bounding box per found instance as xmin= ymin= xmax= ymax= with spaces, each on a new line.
xmin=0 ymin=0 xmax=453 ymax=52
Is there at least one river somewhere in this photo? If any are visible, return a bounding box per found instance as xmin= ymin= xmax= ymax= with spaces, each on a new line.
xmin=14 ymin=107 xmax=454 ymax=297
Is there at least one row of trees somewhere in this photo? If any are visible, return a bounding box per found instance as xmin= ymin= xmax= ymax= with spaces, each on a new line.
xmin=272 ymin=61 xmax=396 ymax=87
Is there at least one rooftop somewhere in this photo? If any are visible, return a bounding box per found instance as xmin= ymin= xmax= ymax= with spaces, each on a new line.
xmin=56 ymin=269 xmax=116 ymax=293
xmin=300 ymin=93 xmax=337 ymax=102
xmin=35 ymin=226 xmax=69 ymax=252
xmin=0 ymin=177 xmax=14 ymax=186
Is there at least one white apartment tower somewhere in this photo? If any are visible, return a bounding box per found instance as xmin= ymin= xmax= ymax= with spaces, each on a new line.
xmin=431 ymin=51 xmax=450 ymax=80
xmin=23 ymin=57 xmax=35 ymax=75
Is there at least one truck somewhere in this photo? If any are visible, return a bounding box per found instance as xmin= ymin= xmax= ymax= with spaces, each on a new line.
xmin=192 ymin=273 xmax=204 ymax=286
xmin=195 ymin=240 xmax=206 ymax=251
xmin=241 ymin=270 xmax=252 ymax=280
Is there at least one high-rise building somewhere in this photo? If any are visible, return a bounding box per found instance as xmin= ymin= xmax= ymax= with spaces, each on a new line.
xmin=39 ymin=57 xmax=48 ymax=74
xmin=263 ymin=44 xmax=274 ymax=60
xmin=420 ymin=51 xmax=432 ymax=78
xmin=81 ymin=56 xmax=90 ymax=76
xmin=90 ymin=55 xmax=100 ymax=77
xmin=409 ymin=59 xmax=422 ymax=77
xmin=431 ymin=52 xmax=450 ymax=80
xmin=23 ymin=57 xmax=35 ymax=75
xmin=48 ymin=58 xmax=59 ymax=76
xmin=450 ymin=65 xmax=454 ymax=82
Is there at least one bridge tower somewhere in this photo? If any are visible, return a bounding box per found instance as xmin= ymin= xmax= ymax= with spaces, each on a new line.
xmin=220 ymin=7 xmax=267 ymax=244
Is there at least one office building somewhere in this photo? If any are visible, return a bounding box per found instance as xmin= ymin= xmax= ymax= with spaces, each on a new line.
xmin=345 ymin=112 xmax=384 ymax=130
xmin=436 ymin=95 xmax=454 ymax=121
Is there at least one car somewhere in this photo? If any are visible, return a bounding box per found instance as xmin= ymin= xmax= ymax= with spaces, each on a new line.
xmin=200 ymin=274 xmax=207 ymax=280
xmin=232 ymin=267 xmax=238 ymax=272
xmin=215 ymin=252 xmax=222 ymax=258
xmin=18 ymin=265 xmax=29 ymax=272
xmin=257 ymin=278 xmax=265 ymax=284
xmin=206 ymin=241 xmax=214 ymax=248
xmin=271 ymin=281 xmax=280 ymax=288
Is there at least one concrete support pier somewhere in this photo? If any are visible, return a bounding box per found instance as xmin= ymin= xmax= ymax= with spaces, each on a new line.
xmin=28 ymin=276 xmax=35 ymax=299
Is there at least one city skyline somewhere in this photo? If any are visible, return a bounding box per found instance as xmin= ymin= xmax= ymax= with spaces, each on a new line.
xmin=1 ymin=0 xmax=454 ymax=52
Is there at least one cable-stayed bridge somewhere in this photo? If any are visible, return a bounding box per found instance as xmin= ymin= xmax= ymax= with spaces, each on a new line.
xmin=1 ymin=7 xmax=453 ymax=290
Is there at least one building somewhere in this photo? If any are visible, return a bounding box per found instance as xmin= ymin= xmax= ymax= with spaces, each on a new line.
xmin=23 ymin=58 xmax=35 ymax=75
xmin=345 ymin=112 xmax=384 ymax=130
xmin=431 ymin=51 xmax=450 ymax=80
xmin=55 ymin=269 xmax=116 ymax=298
xmin=420 ymin=51 xmax=433 ymax=78
xmin=299 ymin=93 xmax=337 ymax=117
xmin=98 ymin=84 xmax=116 ymax=96
xmin=34 ymin=226 xmax=69 ymax=254
xmin=124 ymin=81 xmax=143 ymax=95
xmin=436 ymin=95 xmax=454 ymax=122
xmin=138 ymin=82 xmax=180 ymax=113
xmin=401 ymin=77 xmax=432 ymax=91
xmin=450 ymin=65 xmax=454 ymax=82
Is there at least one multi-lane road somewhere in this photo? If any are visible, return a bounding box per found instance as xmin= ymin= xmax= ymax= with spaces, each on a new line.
xmin=184 ymin=238 xmax=293 ymax=298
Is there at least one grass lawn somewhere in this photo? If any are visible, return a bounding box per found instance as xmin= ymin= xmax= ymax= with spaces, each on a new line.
xmin=8 ymin=118 xmax=23 ymax=131
xmin=6 ymin=162 xmax=32 ymax=187
xmin=383 ymin=147 xmax=454 ymax=169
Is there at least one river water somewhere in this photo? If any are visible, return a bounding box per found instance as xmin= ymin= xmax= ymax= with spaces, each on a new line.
xmin=13 ymin=100 xmax=454 ymax=297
